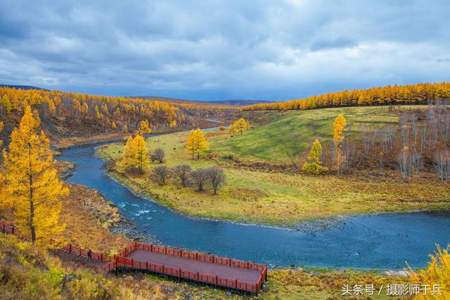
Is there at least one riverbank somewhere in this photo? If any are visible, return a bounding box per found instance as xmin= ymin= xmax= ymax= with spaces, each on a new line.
xmin=97 ymin=129 xmax=450 ymax=226
xmin=52 ymin=143 xmax=445 ymax=299
xmin=51 ymin=160 xmax=412 ymax=299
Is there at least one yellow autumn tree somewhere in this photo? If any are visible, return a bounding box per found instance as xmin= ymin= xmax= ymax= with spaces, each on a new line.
xmin=0 ymin=120 xmax=3 ymax=149
xmin=0 ymin=121 xmax=4 ymax=209
xmin=230 ymin=118 xmax=250 ymax=136
xmin=169 ymin=119 xmax=177 ymax=128
xmin=119 ymin=136 xmax=135 ymax=170
xmin=133 ymin=134 xmax=150 ymax=173
xmin=302 ymin=139 xmax=328 ymax=175
xmin=186 ymin=128 xmax=209 ymax=160
xmin=120 ymin=134 xmax=149 ymax=174
xmin=409 ymin=247 xmax=449 ymax=299
xmin=138 ymin=120 xmax=152 ymax=134
xmin=81 ymin=102 xmax=89 ymax=114
xmin=333 ymin=114 xmax=347 ymax=174
xmin=2 ymin=106 xmax=69 ymax=246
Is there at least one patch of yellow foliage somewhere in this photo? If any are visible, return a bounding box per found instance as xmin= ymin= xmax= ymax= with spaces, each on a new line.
xmin=409 ymin=247 xmax=450 ymax=299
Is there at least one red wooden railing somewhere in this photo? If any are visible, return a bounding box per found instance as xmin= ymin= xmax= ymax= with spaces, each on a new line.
xmin=0 ymin=221 xmax=268 ymax=293
xmin=60 ymin=243 xmax=108 ymax=262
xmin=132 ymin=242 xmax=267 ymax=274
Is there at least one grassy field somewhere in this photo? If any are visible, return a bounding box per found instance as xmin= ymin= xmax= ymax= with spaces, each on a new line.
xmin=97 ymin=105 xmax=450 ymax=226
xmin=215 ymin=106 xmax=418 ymax=163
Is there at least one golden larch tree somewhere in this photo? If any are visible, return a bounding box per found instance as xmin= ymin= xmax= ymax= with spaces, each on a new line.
xmin=302 ymin=139 xmax=328 ymax=175
xmin=119 ymin=136 xmax=135 ymax=171
xmin=119 ymin=134 xmax=149 ymax=174
xmin=3 ymin=106 xmax=69 ymax=246
xmin=0 ymin=120 xmax=3 ymax=207
xmin=133 ymin=134 xmax=150 ymax=173
xmin=333 ymin=114 xmax=347 ymax=174
xmin=0 ymin=120 xmax=3 ymax=148
xmin=186 ymin=129 xmax=209 ymax=160
xmin=230 ymin=118 xmax=250 ymax=136
xmin=81 ymin=102 xmax=89 ymax=114
xmin=138 ymin=120 xmax=152 ymax=134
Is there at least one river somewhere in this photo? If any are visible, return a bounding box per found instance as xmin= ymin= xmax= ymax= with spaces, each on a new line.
xmin=60 ymin=143 xmax=450 ymax=269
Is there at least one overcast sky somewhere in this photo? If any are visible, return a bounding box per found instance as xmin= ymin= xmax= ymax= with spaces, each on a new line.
xmin=0 ymin=0 xmax=449 ymax=100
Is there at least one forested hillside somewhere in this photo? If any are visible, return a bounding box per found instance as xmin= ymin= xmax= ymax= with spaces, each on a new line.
xmin=243 ymin=82 xmax=450 ymax=111
xmin=0 ymin=87 xmax=238 ymax=145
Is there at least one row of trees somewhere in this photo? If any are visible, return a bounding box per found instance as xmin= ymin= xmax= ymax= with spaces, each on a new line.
xmin=0 ymin=106 xmax=68 ymax=246
xmin=299 ymin=106 xmax=450 ymax=181
xmin=243 ymin=82 xmax=450 ymax=111
xmin=152 ymin=165 xmax=225 ymax=194
xmin=117 ymin=127 xmax=225 ymax=194
xmin=118 ymin=127 xmax=211 ymax=176
xmin=0 ymin=87 xmax=237 ymax=146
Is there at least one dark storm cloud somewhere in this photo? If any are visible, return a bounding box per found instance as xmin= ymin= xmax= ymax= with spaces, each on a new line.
xmin=0 ymin=0 xmax=449 ymax=100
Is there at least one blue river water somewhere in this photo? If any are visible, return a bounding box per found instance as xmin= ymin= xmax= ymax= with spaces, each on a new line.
xmin=60 ymin=143 xmax=450 ymax=270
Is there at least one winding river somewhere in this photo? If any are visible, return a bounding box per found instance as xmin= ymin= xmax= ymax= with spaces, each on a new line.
xmin=60 ymin=143 xmax=450 ymax=270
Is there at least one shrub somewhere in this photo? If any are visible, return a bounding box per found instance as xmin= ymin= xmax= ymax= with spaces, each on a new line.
xmin=302 ymin=139 xmax=328 ymax=175
xmin=191 ymin=169 xmax=210 ymax=192
xmin=173 ymin=165 xmax=192 ymax=187
xmin=302 ymin=162 xmax=328 ymax=175
xmin=206 ymin=167 xmax=225 ymax=194
xmin=152 ymin=166 xmax=171 ymax=185
xmin=150 ymin=148 xmax=165 ymax=163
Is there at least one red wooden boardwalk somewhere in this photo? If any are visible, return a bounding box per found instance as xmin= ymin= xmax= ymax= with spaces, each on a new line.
xmin=1 ymin=221 xmax=267 ymax=293
xmin=106 ymin=242 xmax=267 ymax=293
xmin=129 ymin=250 xmax=261 ymax=284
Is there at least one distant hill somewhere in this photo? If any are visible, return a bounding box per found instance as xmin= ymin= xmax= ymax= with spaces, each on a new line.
xmin=137 ymin=96 xmax=272 ymax=106
xmin=208 ymin=99 xmax=273 ymax=106
xmin=1 ymin=88 xmax=271 ymax=106
xmin=0 ymin=84 xmax=48 ymax=91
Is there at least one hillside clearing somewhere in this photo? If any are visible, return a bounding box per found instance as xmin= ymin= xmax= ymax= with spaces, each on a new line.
xmin=98 ymin=106 xmax=450 ymax=226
